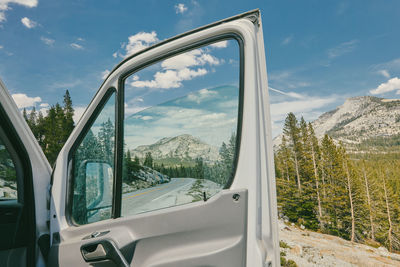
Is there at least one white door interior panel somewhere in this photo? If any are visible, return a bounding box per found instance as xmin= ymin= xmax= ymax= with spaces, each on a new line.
xmin=48 ymin=189 xmax=247 ymax=266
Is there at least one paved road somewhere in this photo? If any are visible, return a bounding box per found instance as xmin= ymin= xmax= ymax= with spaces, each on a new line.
xmin=121 ymin=178 xmax=195 ymax=217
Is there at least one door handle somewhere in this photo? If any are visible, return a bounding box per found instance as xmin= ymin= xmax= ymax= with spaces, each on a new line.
xmin=81 ymin=239 xmax=129 ymax=267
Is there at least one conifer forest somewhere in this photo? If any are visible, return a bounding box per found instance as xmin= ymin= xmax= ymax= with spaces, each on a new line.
xmin=274 ymin=112 xmax=400 ymax=252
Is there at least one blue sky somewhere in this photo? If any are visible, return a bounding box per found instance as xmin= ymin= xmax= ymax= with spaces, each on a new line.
xmin=1 ymin=0 xmax=400 ymax=136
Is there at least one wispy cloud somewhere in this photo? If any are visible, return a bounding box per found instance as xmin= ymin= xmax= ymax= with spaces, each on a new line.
xmin=49 ymin=80 xmax=81 ymax=90
xmin=175 ymin=3 xmax=187 ymax=14
xmin=281 ymin=35 xmax=293 ymax=45
xmin=21 ymin=17 xmax=37 ymax=28
xmin=269 ymin=87 xmax=304 ymax=99
xmin=268 ymin=70 xmax=310 ymax=90
xmin=175 ymin=0 xmax=203 ymax=33
xmin=70 ymin=43 xmax=84 ymax=50
xmin=370 ymin=77 xmax=400 ymax=95
xmin=101 ymin=69 xmax=110 ymax=80
xmin=40 ymin=36 xmax=55 ymax=46
xmin=0 ymin=0 xmax=38 ymax=23
xmin=377 ymin=69 xmax=390 ymax=78
xmin=11 ymin=93 xmax=41 ymax=108
xmin=270 ymin=95 xmax=338 ymax=137
xmin=372 ymin=58 xmax=400 ymax=73
xmin=327 ymin=39 xmax=358 ymax=59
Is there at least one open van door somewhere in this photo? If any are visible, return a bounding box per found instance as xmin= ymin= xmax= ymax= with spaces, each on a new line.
xmin=0 ymin=79 xmax=51 ymax=267
xmin=48 ymin=9 xmax=279 ymax=267
xmin=1 ymin=9 xmax=279 ymax=267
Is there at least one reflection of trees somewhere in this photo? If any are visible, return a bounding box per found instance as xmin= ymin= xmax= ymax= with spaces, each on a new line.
xmin=153 ymin=133 xmax=237 ymax=186
xmin=72 ymin=118 xmax=115 ymax=224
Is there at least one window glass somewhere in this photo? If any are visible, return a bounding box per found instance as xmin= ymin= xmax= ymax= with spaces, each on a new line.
xmin=71 ymin=92 xmax=115 ymax=224
xmin=0 ymin=136 xmax=17 ymax=200
xmin=122 ymin=39 xmax=240 ymax=217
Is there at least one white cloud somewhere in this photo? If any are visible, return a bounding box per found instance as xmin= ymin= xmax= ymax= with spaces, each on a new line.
xmin=327 ymin=39 xmax=358 ymax=59
xmin=131 ymin=68 xmax=207 ymax=89
xmin=101 ymin=69 xmax=110 ymax=80
xmin=122 ymin=31 xmax=159 ymax=57
xmin=39 ymin=102 xmax=49 ymax=107
xmin=282 ymin=35 xmax=293 ymax=45
xmin=370 ymin=77 xmax=400 ymax=95
xmin=21 ymin=16 xmax=37 ymax=28
xmin=112 ymin=52 xmax=118 ymax=58
xmin=270 ymin=96 xmax=337 ymax=137
xmin=40 ymin=36 xmax=54 ymax=46
xmin=186 ymin=88 xmax=218 ymax=104
xmin=124 ymin=103 xmax=149 ymax=117
xmin=175 ymin=3 xmax=187 ymax=14
xmin=70 ymin=43 xmax=83 ymax=50
xmin=73 ymin=106 xmax=86 ymax=123
xmin=377 ymin=69 xmax=390 ymax=78
xmin=0 ymin=0 xmax=38 ymax=23
xmin=131 ymin=47 xmax=222 ymax=90
xmin=77 ymin=37 xmax=84 ymax=41
xmin=0 ymin=45 xmax=3 ymax=49
xmin=210 ymin=40 xmax=228 ymax=48
xmin=11 ymin=93 xmax=41 ymax=108
xmin=161 ymin=48 xmax=220 ymax=70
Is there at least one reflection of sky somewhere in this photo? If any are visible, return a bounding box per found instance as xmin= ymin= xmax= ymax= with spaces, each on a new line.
xmin=124 ymin=85 xmax=238 ymax=149
xmin=124 ymin=40 xmax=239 ymax=117
xmin=123 ymin=40 xmax=240 ymax=149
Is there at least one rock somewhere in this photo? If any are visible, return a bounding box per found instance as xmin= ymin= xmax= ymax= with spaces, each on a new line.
xmin=377 ymin=246 xmax=389 ymax=257
xmin=291 ymin=223 xmax=295 ymax=226
xmin=300 ymin=224 xmax=305 ymax=230
xmin=290 ymin=245 xmax=303 ymax=256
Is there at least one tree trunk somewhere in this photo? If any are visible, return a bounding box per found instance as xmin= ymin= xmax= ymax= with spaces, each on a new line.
xmin=311 ymin=141 xmax=323 ymax=228
xmin=363 ymin=164 xmax=374 ymax=241
xmin=293 ymin=152 xmax=301 ymax=192
xmin=344 ymin=160 xmax=355 ymax=242
xmin=382 ymin=170 xmax=392 ymax=252
xmin=284 ymin=160 xmax=290 ymax=182
xmin=321 ymin=161 xmax=326 ymax=198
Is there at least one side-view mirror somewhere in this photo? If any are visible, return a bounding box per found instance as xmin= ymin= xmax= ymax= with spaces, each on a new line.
xmin=73 ymin=160 xmax=113 ymax=224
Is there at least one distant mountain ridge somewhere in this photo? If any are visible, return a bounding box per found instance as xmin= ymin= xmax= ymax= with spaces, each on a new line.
xmin=131 ymin=134 xmax=220 ymax=162
xmin=275 ymin=96 xmax=400 ymax=151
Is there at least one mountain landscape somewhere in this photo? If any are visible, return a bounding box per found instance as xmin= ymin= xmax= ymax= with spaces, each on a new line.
xmin=274 ymin=95 xmax=400 ymax=265
xmin=130 ymin=134 xmax=220 ymax=164
xmin=275 ymin=96 xmax=400 ymax=153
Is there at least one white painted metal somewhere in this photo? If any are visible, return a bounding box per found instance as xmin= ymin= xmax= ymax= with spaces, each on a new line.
xmin=0 ymin=78 xmax=51 ymax=267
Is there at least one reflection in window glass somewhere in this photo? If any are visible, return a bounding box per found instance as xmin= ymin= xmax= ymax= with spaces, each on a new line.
xmin=71 ymin=93 xmax=115 ymax=225
xmin=122 ymin=39 xmax=240 ymax=217
xmin=0 ymin=137 xmax=17 ymax=200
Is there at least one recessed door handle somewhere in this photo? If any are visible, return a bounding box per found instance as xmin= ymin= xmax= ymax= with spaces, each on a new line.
xmin=81 ymin=243 xmax=107 ymax=260
xmin=81 ymin=239 xmax=129 ymax=267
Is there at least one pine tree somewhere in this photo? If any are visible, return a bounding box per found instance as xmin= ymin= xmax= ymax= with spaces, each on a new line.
xmin=308 ymin=123 xmax=323 ymax=228
xmin=283 ymin=113 xmax=302 ymax=192
xmin=143 ymin=152 xmax=153 ymax=168
xmin=63 ymin=90 xmax=75 ymax=140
